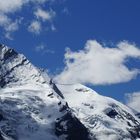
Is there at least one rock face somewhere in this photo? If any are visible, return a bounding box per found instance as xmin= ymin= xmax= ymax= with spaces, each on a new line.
xmin=0 ymin=44 xmax=140 ymax=140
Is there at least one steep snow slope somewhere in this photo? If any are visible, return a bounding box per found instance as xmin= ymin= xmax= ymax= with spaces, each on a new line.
xmin=0 ymin=86 xmax=63 ymax=140
xmin=57 ymin=84 xmax=140 ymax=140
xmin=0 ymin=44 xmax=48 ymax=88
xmin=0 ymin=85 xmax=90 ymax=140
xmin=0 ymin=45 xmax=90 ymax=140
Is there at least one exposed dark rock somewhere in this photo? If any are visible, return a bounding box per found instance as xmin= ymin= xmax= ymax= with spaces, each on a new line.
xmin=106 ymin=109 xmax=118 ymax=118
xmin=55 ymin=112 xmax=91 ymax=140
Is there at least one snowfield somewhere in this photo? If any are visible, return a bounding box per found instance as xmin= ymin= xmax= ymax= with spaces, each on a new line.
xmin=57 ymin=84 xmax=140 ymax=140
xmin=0 ymin=85 xmax=65 ymax=140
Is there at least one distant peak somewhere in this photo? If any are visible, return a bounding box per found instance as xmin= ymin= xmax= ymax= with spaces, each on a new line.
xmin=0 ymin=44 xmax=5 ymax=48
xmin=0 ymin=44 xmax=18 ymax=62
xmin=0 ymin=44 xmax=10 ymax=51
xmin=0 ymin=44 xmax=48 ymax=88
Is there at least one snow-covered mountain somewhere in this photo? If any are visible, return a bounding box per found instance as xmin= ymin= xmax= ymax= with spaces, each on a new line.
xmin=0 ymin=44 xmax=89 ymax=140
xmin=57 ymin=84 xmax=140 ymax=140
xmin=0 ymin=44 xmax=140 ymax=140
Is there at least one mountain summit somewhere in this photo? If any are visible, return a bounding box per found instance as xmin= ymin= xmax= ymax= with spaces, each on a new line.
xmin=0 ymin=44 xmax=140 ymax=140
xmin=0 ymin=44 xmax=48 ymax=88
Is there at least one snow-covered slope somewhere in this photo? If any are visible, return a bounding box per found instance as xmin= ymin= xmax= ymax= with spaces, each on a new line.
xmin=0 ymin=44 xmax=140 ymax=140
xmin=57 ymin=84 xmax=140 ymax=140
xmin=0 ymin=44 xmax=48 ymax=88
xmin=0 ymin=45 xmax=90 ymax=140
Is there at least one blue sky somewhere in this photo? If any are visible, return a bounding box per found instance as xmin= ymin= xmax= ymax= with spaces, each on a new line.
xmin=0 ymin=0 xmax=140 ymax=104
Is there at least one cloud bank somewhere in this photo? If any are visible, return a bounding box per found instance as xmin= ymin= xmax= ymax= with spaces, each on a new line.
xmin=125 ymin=92 xmax=140 ymax=112
xmin=55 ymin=40 xmax=140 ymax=85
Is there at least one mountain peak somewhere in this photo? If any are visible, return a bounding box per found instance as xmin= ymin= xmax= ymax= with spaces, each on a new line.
xmin=0 ymin=45 xmax=91 ymax=140
xmin=0 ymin=44 xmax=18 ymax=61
xmin=0 ymin=44 xmax=48 ymax=88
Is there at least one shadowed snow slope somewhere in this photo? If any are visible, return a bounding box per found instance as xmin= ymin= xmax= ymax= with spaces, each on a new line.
xmin=0 ymin=44 xmax=140 ymax=140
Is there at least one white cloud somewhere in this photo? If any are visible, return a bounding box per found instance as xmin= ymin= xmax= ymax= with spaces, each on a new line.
xmin=4 ymin=20 xmax=19 ymax=40
xmin=5 ymin=19 xmax=19 ymax=32
xmin=34 ymin=8 xmax=56 ymax=22
xmin=0 ymin=0 xmax=24 ymax=14
xmin=51 ymin=24 xmax=56 ymax=31
xmin=35 ymin=44 xmax=45 ymax=52
xmin=0 ymin=14 xmax=22 ymax=39
xmin=0 ymin=0 xmax=23 ymax=38
xmin=0 ymin=14 xmax=10 ymax=26
xmin=30 ymin=0 xmax=48 ymax=4
xmin=0 ymin=0 xmax=55 ymax=38
xmin=0 ymin=0 xmax=49 ymax=14
xmin=35 ymin=44 xmax=55 ymax=54
xmin=125 ymin=92 xmax=140 ymax=112
xmin=55 ymin=40 xmax=140 ymax=85
xmin=28 ymin=21 xmax=41 ymax=34
xmin=62 ymin=7 xmax=69 ymax=15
